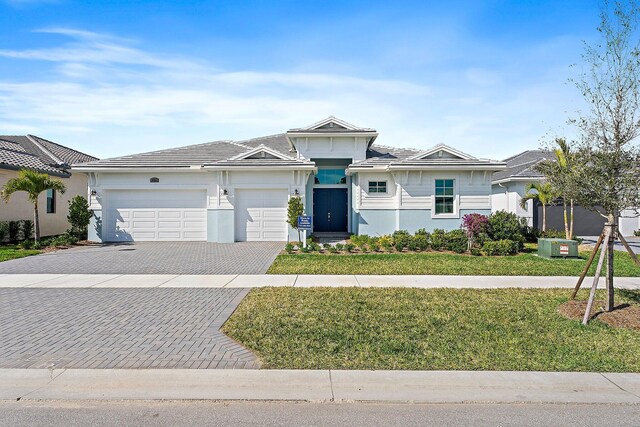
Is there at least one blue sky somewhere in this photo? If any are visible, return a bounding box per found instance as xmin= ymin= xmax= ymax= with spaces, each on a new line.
xmin=0 ymin=0 xmax=600 ymax=160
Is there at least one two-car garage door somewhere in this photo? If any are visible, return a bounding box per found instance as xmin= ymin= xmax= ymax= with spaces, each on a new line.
xmin=104 ymin=190 xmax=207 ymax=242
xmin=103 ymin=188 xmax=288 ymax=242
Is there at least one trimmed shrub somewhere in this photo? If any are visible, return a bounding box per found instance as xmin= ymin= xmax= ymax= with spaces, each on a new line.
xmin=430 ymin=229 xmax=446 ymax=251
xmin=482 ymin=239 xmax=519 ymax=256
xmin=0 ymin=221 xmax=8 ymax=242
xmin=540 ymin=229 xmax=567 ymax=239
xmin=379 ymin=235 xmax=393 ymax=252
xmin=344 ymin=243 xmax=355 ymax=253
xmin=487 ymin=211 xmax=525 ymax=249
xmin=285 ymin=243 xmax=294 ymax=254
xmin=392 ymin=230 xmax=411 ymax=251
xmin=8 ymin=221 xmax=20 ymax=242
xmin=19 ymin=220 xmax=34 ymax=241
xmin=444 ymin=229 xmax=468 ymax=253
xmin=470 ymin=246 xmax=483 ymax=256
xmin=322 ymin=243 xmax=332 ymax=251
xmin=370 ymin=242 xmax=381 ymax=252
xmin=413 ymin=234 xmax=430 ymax=251
xmin=634 ymin=230 xmax=640 ymax=237
xmin=415 ymin=228 xmax=428 ymax=236
xmin=335 ymin=243 xmax=345 ymax=252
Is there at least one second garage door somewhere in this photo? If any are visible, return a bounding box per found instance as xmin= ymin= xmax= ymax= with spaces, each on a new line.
xmin=235 ymin=189 xmax=288 ymax=241
xmin=104 ymin=190 xmax=207 ymax=242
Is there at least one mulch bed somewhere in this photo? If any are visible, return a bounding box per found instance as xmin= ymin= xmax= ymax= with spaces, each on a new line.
xmin=558 ymin=300 xmax=640 ymax=330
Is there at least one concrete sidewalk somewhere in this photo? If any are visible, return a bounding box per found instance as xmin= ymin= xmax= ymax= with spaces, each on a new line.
xmin=0 ymin=273 xmax=638 ymax=289
xmin=2 ymin=369 xmax=639 ymax=403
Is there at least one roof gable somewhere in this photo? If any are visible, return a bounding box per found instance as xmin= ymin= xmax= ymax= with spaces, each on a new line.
xmin=230 ymin=144 xmax=292 ymax=161
xmin=408 ymin=144 xmax=476 ymax=161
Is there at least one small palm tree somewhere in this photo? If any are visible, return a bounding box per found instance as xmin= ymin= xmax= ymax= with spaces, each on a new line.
xmin=520 ymin=182 xmax=556 ymax=232
xmin=553 ymin=138 xmax=575 ymax=239
xmin=2 ymin=170 xmax=67 ymax=242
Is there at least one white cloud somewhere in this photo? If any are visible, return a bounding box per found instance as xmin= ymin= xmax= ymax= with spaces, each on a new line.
xmin=0 ymin=27 xmax=577 ymax=160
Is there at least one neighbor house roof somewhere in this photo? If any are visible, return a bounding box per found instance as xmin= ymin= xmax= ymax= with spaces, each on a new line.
xmin=492 ymin=150 xmax=550 ymax=184
xmin=0 ymin=135 xmax=97 ymax=177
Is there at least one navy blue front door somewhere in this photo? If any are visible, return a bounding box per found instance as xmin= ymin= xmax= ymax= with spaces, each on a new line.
xmin=313 ymin=188 xmax=348 ymax=232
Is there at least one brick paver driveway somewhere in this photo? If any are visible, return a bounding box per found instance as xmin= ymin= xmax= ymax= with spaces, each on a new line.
xmin=0 ymin=242 xmax=283 ymax=274
xmin=0 ymin=288 xmax=258 ymax=369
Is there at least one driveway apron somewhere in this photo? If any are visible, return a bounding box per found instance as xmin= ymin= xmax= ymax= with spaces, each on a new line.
xmin=0 ymin=288 xmax=259 ymax=369
xmin=0 ymin=242 xmax=283 ymax=274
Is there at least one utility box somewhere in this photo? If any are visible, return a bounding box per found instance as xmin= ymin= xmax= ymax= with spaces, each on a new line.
xmin=538 ymin=238 xmax=579 ymax=259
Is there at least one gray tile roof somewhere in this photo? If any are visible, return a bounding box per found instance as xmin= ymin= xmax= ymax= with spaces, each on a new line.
xmin=492 ymin=150 xmax=550 ymax=182
xmin=76 ymin=140 xmax=251 ymax=168
xmin=235 ymin=134 xmax=294 ymax=157
xmin=0 ymin=135 xmax=97 ymax=176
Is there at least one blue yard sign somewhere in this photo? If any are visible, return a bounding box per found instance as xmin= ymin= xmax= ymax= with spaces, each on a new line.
xmin=297 ymin=215 xmax=312 ymax=230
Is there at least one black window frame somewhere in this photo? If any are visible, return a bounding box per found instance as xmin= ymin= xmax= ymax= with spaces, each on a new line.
xmin=46 ymin=189 xmax=56 ymax=214
xmin=368 ymin=181 xmax=388 ymax=194
xmin=434 ymin=179 xmax=455 ymax=215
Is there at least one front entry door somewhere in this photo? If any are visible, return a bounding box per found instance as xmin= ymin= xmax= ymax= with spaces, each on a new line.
xmin=313 ymin=188 xmax=348 ymax=232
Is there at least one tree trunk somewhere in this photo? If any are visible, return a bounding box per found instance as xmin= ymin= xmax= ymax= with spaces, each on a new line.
xmin=569 ymin=199 xmax=574 ymax=239
xmin=563 ymin=199 xmax=569 ymax=239
xmin=33 ymin=201 xmax=40 ymax=242
xmin=605 ymin=219 xmax=616 ymax=312
xmin=542 ymin=204 xmax=547 ymax=232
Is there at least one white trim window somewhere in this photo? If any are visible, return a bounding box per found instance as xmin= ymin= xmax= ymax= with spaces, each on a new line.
xmin=368 ymin=181 xmax=387 ymax=194
xmin=434 ymin=179 xmax=455 ymax=215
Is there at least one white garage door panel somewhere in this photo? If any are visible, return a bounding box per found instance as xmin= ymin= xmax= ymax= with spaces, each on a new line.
xmin=105 ymin=190 xmax=207 ymax=242
xmin=235 ymin=189 xmax=287 ymax=242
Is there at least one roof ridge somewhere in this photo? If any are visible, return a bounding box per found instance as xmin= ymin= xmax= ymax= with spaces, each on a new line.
xmin=370 ymin=143 xmax=420 ymax=152
xmin=28 ymin=134 xmax=98 ymax=162
xmin=26 ymin=135 xmax=63 ymax=165
xmin=226 ymin=140 xmax=252 ymax=149
xmin=235 ymin=133 xmax=286 ymax=144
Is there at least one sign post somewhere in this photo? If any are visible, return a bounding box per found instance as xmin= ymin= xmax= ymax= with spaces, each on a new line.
xmin=297 ymin=215 xmax=312 ymax=248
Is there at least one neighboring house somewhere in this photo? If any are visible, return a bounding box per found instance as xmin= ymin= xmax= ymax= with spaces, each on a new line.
xmin=74 ymin=117 xmax=506 ymax=243
xmin=491 ymin=150 xmax=640 ymax=236
xmin=0 ymin=135 xmax=98 ymax=237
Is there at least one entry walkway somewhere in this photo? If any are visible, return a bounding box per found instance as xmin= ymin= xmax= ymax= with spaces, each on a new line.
xmin=0 ymin=274 xmax=638 ymax=289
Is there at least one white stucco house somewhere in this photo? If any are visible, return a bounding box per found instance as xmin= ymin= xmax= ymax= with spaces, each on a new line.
xmin=73 ymin=117 xmax=507 ymax=243
xmin=491 ymin=150 xmax=640 ymax=236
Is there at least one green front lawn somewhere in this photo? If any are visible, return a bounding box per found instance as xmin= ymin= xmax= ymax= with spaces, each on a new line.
xmin=267 ymin=247 xmax=640 ymax=276
xmin=0 ymin=245 xmax=40 ymax=262
xmin=222 ymin=288 xmax=640 ymax=372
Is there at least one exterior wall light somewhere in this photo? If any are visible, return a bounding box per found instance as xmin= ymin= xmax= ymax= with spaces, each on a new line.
xmin=150 ymin=177 xmax=160 ymax=183
xmin=222 ymin=189 xmax=228 ymax=195
xmin=294 ymin=189 xmax=299 ymax=195
xmin=90 ymin=190 xmax=97 ymax=196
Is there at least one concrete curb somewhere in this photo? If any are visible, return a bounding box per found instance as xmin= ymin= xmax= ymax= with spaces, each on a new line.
xmin=0 ymin=274 xmax=638 ymax=289
xmin=2 ymin=369 xmax=639 ymax=403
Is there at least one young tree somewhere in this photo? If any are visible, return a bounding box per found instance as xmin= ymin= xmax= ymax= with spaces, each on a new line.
xmin=567 ymin=0 xmax=640 ymax=319
xmin=520 ymin=182 xmax=557 ymax=232
xmin=67 ymin=195 xmax=93 ymax=240
xmin=286 ymin=196 xmax=304 ymax=244
xmin=1 ymin=170 xmax=67 ymax=242
xmin=536 ymin=138 xmax=576 ymax=239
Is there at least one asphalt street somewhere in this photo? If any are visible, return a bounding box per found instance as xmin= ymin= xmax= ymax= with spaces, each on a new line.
xmin=2 ymin=401 xmax=640 ymax=427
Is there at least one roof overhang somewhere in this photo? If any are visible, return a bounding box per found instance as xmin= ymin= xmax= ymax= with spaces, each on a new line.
xmin=202 ymin=164 xmax=317 ymax=171
xmin=71 ymin=166 xmax=203 ymax=173
xmin=491 ymin=176 xmax=545 ymax=185
xmin=285 ymin=132 xmax=378 ymax=152
xmin=346 ymin=163 xmax=506 ymax=175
